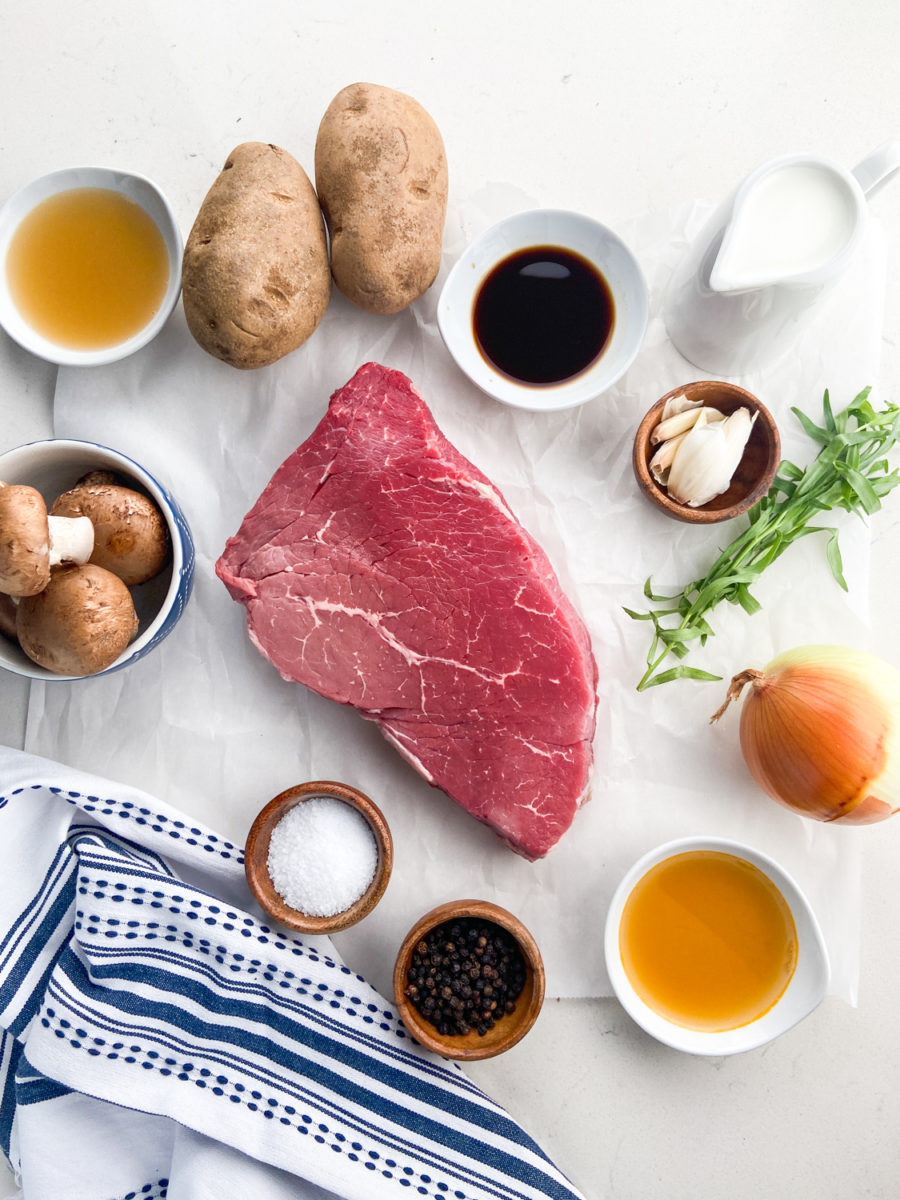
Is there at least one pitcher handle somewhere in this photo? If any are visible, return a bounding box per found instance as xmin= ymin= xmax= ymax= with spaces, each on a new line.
xmin=852 ymin=138 xmax=900 ymax=197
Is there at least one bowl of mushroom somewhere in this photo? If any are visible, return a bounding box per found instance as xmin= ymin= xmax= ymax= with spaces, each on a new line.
xmin=0 ymin=439 xmax=194 ymax=679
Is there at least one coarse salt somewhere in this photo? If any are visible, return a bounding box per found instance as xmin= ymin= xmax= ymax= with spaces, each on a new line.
xmin=266 ymin=797 xmax=378 ymax=918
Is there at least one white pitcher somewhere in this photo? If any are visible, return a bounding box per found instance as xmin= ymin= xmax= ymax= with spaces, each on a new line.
xmin=664 ymin=140 xmax=900 ymax=375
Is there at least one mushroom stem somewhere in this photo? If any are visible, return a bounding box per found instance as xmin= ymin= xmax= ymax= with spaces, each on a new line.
xmin=50 ymin=480 xmax=169 ymax=586
xmin=47 ymin=514 xmax=94 ymax=568
xmin=0 ymin=483 xmax=95 ymax=597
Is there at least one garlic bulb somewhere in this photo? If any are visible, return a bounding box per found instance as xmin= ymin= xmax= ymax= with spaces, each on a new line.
xmin=711 ymin=645 xmax=900 ymax=824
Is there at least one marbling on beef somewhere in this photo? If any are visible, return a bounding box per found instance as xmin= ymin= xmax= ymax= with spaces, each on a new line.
xmin=216 ymin=363 xmax=598 ymax=858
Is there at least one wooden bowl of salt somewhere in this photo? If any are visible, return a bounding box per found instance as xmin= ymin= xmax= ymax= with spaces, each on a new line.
xmin=244 ymin=780 xmax=393 ymax=934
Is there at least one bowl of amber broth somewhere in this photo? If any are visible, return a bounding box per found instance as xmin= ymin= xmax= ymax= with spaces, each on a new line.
xmin=604 ymin=837 xmax=830 ymax=1055
xmin=393 ymin=899 xmax=545 ymax=1060
xmin=0 ymin=166 xmax=182 ymax=366
xmin=245 ymin=781 xmax=393 ymax=935
xmin=438 ymin=209 xmax=649 ymax=411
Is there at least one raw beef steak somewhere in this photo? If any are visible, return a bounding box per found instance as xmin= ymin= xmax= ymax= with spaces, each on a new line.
xmin=217 ymin=363 xmax=598 ymax=858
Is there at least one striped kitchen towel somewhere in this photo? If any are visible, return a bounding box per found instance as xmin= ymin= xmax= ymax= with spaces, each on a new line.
xmin=0 ymin=745 xmax=584 ymax=1200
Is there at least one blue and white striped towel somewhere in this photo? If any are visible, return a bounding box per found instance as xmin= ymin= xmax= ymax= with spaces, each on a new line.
xmin=0 ymin=745 xmax=584 ymax=1200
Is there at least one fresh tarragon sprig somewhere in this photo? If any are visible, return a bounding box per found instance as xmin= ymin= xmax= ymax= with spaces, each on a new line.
xmin=627 ymin=388 xmax=900 ymax=690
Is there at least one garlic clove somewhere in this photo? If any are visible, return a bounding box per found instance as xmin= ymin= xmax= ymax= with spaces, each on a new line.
xmin=660 ymin=393 xmax=701 ymax=420
xmin=651 ymin=404 xmax=725 ymax=446
xmin=666 ymin=407 xmax=755 ymax=507
xmin=651 ymin=407 xmax=703 ymax=445
xmin=649 ymin=430 xmax=689 ymax=485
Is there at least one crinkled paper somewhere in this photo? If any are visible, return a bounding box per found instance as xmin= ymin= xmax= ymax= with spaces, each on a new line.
xmin=26 ymin=189 xmax=886 ymax=1001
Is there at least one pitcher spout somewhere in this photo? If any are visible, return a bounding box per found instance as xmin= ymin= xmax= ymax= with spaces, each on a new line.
xmin=708 ymin=229 xmax=781 ymax=294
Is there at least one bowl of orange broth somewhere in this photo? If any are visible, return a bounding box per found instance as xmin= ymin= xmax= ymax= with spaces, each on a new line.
xmin=604 ymin=836 xmax=830 ymax=1055
xmin=0 ymin=166 xmax=182 ymax=366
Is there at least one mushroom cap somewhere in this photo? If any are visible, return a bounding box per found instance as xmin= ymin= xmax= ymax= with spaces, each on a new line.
xmin=16 ymin=562 xmax=138 ymax=675
xmin=0 ymin=484 xmax=51 ymax=597
xmin=51 ymin=481 xmax=170 ymax=587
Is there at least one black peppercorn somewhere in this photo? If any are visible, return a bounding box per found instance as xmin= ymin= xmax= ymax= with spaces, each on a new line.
xmin=404 ymin=917 xmax=527 ymax=1038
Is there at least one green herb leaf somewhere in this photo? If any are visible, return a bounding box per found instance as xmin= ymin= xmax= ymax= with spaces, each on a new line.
xmin=736 ymin=585 xmax=762 ymax=615
xmin=639 ymin=665 xmax=724 ymax=689
xmin=836 ymin=463 xmax=881 ymax=514
xmin=642 ymin=577 xmax=677 ymax=603
xmin=623 ymin=607 xmax=653 ymax=621
xmin=628 ymin=388 xmax=900 ymax=689
xmin=825 ymin=530 xmax=848 ymax=590
xmin=777 ymin=461 xmax=805 ymax=482
xmin=822 ymin=390 xmax=836 ymax=434
xmin=790 ymin=406 xmax=829 ymax=444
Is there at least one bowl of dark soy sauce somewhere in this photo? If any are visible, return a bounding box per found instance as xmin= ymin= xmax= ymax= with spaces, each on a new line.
xmin=438 ymin=210 xmax=649 ymax=412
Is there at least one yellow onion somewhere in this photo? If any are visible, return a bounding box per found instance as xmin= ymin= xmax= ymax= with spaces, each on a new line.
xmin=711 ymin=645 xmax=900 ymax=825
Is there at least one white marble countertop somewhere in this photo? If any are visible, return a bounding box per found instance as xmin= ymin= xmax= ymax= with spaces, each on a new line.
xmin=2 ymin=3 xmax=900 ymax=1197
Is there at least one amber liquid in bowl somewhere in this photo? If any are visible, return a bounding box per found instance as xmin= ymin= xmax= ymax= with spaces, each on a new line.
xmin=619 ymin=850 xmax=798 ymax=1032
xmin=6 ymin=187 xmax=169 ymax=349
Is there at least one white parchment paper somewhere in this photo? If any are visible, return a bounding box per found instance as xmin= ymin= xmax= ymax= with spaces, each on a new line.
xmin=25 ymin=191 xmax=886 ymax=1002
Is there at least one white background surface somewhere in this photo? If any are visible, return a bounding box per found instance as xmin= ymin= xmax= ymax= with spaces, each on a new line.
xmin=2 ymin=2 xmax=900 ymax=1197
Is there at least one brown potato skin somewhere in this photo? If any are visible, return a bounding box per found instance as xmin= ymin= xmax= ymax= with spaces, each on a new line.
xmin=315 ymin=83 xmax=448 ymax=315
xmin=182 ymin=143 xmax=331 ymax=369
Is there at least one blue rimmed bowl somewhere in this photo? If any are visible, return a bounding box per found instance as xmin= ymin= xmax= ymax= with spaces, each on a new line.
xmin=0 ymin=439 xmax=194 ymax=680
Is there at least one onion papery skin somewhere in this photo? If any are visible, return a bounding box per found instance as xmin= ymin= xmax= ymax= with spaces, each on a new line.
xmin=738 ymin=645 xmax=900 ymax=825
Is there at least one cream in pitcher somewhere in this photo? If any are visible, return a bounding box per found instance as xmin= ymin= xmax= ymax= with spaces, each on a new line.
xmin=709 ymin=161 xmax=858 ymax=289
xmin=665 ymin=140 xmax=900 ymax=374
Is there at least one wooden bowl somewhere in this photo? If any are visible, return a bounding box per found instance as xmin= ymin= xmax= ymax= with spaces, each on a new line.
xmin=244 ymin=780 xmax=393 ymax=934
xmin=393 ymin=899 xmax=545 ymax=1061
xmin=632 ymin=381 xmax=780 ymax=524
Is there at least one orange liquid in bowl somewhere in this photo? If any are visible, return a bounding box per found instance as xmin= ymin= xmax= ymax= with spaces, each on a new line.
xmin=619 ymin=850 xmax=798 ymax=1032
xmin=6 ymin=187 xmax=169 ymax=349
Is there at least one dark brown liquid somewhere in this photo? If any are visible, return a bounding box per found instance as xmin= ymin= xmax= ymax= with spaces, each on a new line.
xmin=473 ymin=245 xmax=615 ymax=385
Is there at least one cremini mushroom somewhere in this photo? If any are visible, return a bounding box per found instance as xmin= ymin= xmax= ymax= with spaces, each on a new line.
xmin=16 ymin=562 xmax=139 ymax=675
xmin=50 ymin=474 xmax=170 ymax=587
xmin=0 ymin=483 xmax=94 ymax=597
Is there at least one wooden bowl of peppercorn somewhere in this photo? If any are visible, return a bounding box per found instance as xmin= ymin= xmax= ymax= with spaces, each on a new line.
xmin=392 ymin=899 xmax=545 ymax=1060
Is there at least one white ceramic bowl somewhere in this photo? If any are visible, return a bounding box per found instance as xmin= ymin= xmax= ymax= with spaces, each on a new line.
xmin=437 ymin=209 xmax=649 ymax=412
xmin=0 ymin=439 xmax=194 ymax=680
xmin=0 ymin=166 xmax=183 ymax=366
xmin=604 ymin=836 xmax=830 ymax=1056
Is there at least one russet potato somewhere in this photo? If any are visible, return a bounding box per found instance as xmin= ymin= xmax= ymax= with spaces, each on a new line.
xmin=315 ymin=83 xmax=448 ymax=315
xmin=182 ymin=142 xmax=331 ymax=369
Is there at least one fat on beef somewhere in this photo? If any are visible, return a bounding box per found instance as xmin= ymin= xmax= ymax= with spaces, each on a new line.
xmin=216 ymin=363 xmax=598 ymax=859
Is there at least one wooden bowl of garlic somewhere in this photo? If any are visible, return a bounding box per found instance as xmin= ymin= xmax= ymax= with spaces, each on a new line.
xmin=632 ymin=381 xmax=780 ymax=524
